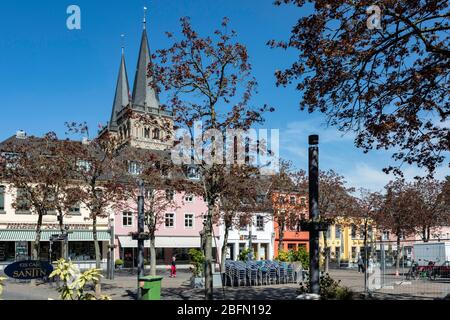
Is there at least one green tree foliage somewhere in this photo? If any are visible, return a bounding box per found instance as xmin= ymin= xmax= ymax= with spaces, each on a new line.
xmin=238 ymin=248 xmax=252 ymax=262
xmin=299 ymin=272 xmax=354 ymax=300
xmin=276 ymin=248 xmax=309 ymax=268
xmin=188 ymin=249 xmax=205 ymax=277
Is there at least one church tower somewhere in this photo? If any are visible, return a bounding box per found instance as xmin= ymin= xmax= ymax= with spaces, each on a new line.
xmin=107 ymin=10 xmax=174 ymax=151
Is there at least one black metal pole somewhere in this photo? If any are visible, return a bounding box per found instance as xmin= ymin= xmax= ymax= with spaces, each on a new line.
xmin=308 ymin=134 xmax=320 ymax=294
xmin=110 ymin=221 xmax=115 ymax=280
xmin=137 ymin=180 xmax=145 ymax=300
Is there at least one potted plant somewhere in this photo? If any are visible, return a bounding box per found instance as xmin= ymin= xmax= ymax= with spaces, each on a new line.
xmin=188 ymin=249 xmax=205 ymax=288
xmin=115 ymin=259 xmax=124 ymax=269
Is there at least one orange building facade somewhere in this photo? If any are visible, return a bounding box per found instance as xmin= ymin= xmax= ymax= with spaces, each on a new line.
xmin=272 ymin=191 xmax=310 ymax=257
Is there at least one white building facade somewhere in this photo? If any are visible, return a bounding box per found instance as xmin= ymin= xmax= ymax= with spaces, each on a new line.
xmin=219 ymin=212 xmax=274 ymax=261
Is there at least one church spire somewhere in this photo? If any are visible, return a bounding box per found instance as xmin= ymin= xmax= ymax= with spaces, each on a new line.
xmin=131 ymin=7 xmax=160 ymax=112
xmin=109 ymin=35 xmax=130 ymax=132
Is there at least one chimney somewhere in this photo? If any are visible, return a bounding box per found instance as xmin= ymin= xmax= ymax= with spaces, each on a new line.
xmin=16 ymin=130 xmax=27 ymax=139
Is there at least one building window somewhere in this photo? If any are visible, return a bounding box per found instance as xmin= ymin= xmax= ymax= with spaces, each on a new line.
xmin=166 ymin=189 xmax=174 ymax=201
xmin=122 ymin=212 xmax=133 ymax=227
xmin=382 ymin=231 xmax=390 ymax=240
xmin=256 ymin=215 xmax=264 ymax=231
xmin=289 ymin=196 xmax=296 ymax=205
xmin=326 ymin=226 xmax=331 ymax=239
xmin=76 ymin=159 xmax=91 ymax=172
xmin=335 ymin=225 xmax=341 ymax=239
xmin=335 ymin=247 xmax=341 ymax=260
xmin=300 ymin=197 xmax=306 ymax=206
xmin=288 ymin=243 xmax=296 ymax=251
xmin=185 ymin=214 xmax=194 ymax=228
xmin=0 ymin=186 xmax=5 ymax=211
xmin=351 ymin=247 xmax=357 ymax=260
xmin=184 ymin=194 xmax=194 ymax=203
xmin=153 ymin=128 xmax=160 ymax=140
xmin=128 ymin=161 xmax=142 ymax=175
xmin=256 ymin=195 xmax=265 ymax=204
xmin=359 ymin=225 xmax=365 ymax=239
xmin=144 ymin=128 xmax=150 ymax=139
xmin=16 ymin=188 xmax=31 ymax=212
xmin=69 ymin=202 xmax=81 ymax=215
xmin=351 ymin=225 xmax=357 ymax=239
xmin=165 ymin=213 xmax=175 ymax=228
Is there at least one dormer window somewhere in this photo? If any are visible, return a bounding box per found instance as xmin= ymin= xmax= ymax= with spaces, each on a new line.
xmin=187 ymin=166 xmax=200 ymax=180
xmin=184 ymin=194 xmax=194 ymax=203
xmin=153 ymin=128 xmax=160 ymax=140
xmin=76 ymin=159 xmax=91 ymax=172
xmin=290 ymin=196 xmax=296 ymax=204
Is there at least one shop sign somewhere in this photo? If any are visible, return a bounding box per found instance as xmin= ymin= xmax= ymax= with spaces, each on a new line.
xmin=4 ymin=260 xmax=53 ymax=280
xmin=4 ymin=223 xmax=94 ymax=230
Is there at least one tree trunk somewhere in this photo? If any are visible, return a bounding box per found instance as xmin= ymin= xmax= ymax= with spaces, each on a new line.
xmin=220 ymin=226 xmax=229 ymax=273
xmin=30 ymin=212 xmax=43 ymax=286
xmin=278 ymin=218 xmax=285 ymax=253
xmin=322 ymin=231 xmax=329 ymax=273
xmin=33 ymin=212 xmax=43 ymax=260
xmin=395 ymin=234 xmax=401 ymax=276
xmin=204 ymin=203 xmax=214 ymax=300
xmin=149 ymin=235 xmax=156 ymax=277
xmin=92 ymin=214 xmax=101 ymax=297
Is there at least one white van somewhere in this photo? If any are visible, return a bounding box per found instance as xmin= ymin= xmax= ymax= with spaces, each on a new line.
xmin=413 ymin=242 xmax=450 ymax=266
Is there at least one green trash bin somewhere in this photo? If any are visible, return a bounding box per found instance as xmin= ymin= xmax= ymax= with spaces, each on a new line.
xmin=139 ymin=276 xmax=163 ymax=300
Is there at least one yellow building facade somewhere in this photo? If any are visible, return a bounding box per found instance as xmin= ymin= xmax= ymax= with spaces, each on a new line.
xmin=319 ymin=219 xmax=376 ymax=264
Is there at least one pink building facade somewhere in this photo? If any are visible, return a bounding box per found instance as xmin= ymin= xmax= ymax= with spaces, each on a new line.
xmin=114 ymin=191 xmax=220 ymax=269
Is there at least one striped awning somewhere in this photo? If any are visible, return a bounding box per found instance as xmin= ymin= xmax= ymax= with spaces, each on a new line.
xmin=0 ymin=230 xmax=110 ymax=241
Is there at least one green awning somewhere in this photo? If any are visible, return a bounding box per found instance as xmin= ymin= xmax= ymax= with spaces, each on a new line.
xmin=0 ymin=230 xmax=110 ymax=241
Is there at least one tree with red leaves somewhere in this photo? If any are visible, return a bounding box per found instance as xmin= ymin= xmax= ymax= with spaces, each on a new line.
xmin=65 ymin=124 xmax=128 ymax=296
xmin=270 ymin=0 xmax=449 ymax=176
xmin=375 ymin=179 xmax=417 ymax=275
xmin=0 ymin=133 xmax=79 ymax=284
xmin=150 ymin=17 xmax=273 ymax=299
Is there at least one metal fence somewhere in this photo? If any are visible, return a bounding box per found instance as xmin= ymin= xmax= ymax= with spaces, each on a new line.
xmin=366 ymin=240 xmax=450 ymax=299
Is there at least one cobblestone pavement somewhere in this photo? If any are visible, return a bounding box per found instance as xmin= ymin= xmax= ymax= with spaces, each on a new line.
xmin=1 ymin=268 xmax=449 ymax=300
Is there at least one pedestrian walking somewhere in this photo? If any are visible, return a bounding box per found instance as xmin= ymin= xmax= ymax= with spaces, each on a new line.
xmin=170 ymin=256 xmax=177 ymax=278
xmin=357 ymin=255 xmax=364 ymax=273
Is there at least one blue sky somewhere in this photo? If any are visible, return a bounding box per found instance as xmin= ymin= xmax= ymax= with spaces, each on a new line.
xmin=0 ymin=0 xmax=446 ymax=191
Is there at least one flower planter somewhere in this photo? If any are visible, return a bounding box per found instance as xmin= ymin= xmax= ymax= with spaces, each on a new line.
xmin=191 ymin=276 xmax=204 ymax=288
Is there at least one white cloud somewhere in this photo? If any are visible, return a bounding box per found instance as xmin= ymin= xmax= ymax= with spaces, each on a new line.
xmin=344 ymin=162 xmax=449 ymax=192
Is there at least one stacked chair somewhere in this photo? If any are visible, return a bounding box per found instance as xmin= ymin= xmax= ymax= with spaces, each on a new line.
xmin=224 ymin=260 xmax=301 ymax=287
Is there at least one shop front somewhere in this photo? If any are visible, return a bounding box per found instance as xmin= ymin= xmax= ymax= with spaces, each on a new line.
xmin=0 ymin=225 xmax=110 ymax=271
xmin=116 ymin=235 xmax=219 ymax=269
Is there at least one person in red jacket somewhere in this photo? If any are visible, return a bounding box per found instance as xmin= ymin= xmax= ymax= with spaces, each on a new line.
xmin=170 ymin=256 xmax=177 ymax=278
